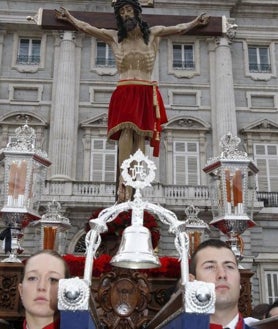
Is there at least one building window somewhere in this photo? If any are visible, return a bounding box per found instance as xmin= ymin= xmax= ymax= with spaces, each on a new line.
xmin=172 ymin=44 xmax=194 ymax=70
xmin=90 ymin=139 xmax=117 ymax=182
xmin=173 ymin=141 xmax=200 ymax=185
xmin=96 ymin=41 xmax=115 ymax=67
xmin=17 ymin=38 xmax=41 ymax=65
xmin=265 ymin=271 xmax=278 ymax=304
xmin=254 ymin=144 xmax=278 ymax=192
xmin=248 ymin=46 xmax=271 ymax=73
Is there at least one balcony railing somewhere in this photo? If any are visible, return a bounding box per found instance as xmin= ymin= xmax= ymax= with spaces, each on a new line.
xmin=1 ymin=180 xmax=275 ymax=210
xmin=96 ymin=57 xmax=116 ymax=67
xmin=16 ymin=55 xmax=40 ymax=65
xmin=257 ymin=191 xmax=278 ymax=207
xmin=41 ymin=181 xmax=211 ymax=210
xmin=249 ymin=63 xmax=271 ymax=73
xmin=173 ymin=60 xmax=195 ymax=70
xmin=40 ymin=181 xmax=273 ymax=209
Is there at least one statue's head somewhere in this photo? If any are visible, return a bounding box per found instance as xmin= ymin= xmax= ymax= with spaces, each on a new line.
xmin=113 ymin=0 xmax=142 ymax=17
xmin=113 ymin=0 xmax=150 ymax=44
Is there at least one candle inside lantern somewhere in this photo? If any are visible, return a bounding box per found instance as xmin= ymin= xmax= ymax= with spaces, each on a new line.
xmin=232 ymin=169 xmax=243 ymax=213
xmin=232 ymin=172 xmax=238 ymax=207
xmin=43 ymin=226 xmax=57 ymax=250
xmin=8 ymin=162 xmax=17 ymax=206
xmin=225 ymin=169 xmax=231 ymax=202
xmin=17 ymin=160 xmax=27 ymax=207
xmin=236 ymin=170 xmax=243 ymax=203
xmin=194 ymin=231 xmax=201 ymax=250
xmin=18 ymin=160 xmax=27 ymax=194
xmin=189 ymin=231 xmax=201 ymax=256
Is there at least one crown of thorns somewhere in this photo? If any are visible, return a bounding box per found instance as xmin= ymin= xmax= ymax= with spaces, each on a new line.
xmin=113 ymin=0 xmax=142 ymax=13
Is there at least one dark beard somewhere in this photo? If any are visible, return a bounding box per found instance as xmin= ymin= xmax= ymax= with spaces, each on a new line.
xmin=123 ymin=17 xmax=138 ymax=32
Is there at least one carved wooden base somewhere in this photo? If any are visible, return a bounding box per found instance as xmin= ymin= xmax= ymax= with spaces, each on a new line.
xmin=92 ymin=269 xmax=178 ymax=329
xmin=0 ymin=263 xmax=24 ymax=320
xmin=91 ymin=268 xmax=253 ymax=328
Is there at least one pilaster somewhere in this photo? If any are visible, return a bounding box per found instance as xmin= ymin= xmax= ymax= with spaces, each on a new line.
xmin=208 ymin=19 xmax=238 ymax=155
xmin=49 ymin=31 xmax=81 ymax=180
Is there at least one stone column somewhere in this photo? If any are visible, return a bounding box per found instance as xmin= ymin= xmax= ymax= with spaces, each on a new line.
xmin=208 ymin=21 xmax=238 ymax=155
xmin=49 ymin=31 xmax=81 ymax=180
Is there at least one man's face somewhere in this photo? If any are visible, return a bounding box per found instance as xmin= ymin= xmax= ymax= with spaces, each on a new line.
xmin=119 ymin=4 xmax=138 ymax=31
xmin=269 ymin=306 xmax=278 ymax=317
xmin=191 ymin=246 xmax=241 ymax=311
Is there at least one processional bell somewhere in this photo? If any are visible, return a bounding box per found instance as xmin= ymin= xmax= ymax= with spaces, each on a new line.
xmin=110 ymin=224 xmax=161 ymax=269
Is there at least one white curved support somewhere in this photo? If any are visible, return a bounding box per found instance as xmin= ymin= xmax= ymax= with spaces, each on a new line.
xmin=58 ymin=150 xmax=215 ymax=314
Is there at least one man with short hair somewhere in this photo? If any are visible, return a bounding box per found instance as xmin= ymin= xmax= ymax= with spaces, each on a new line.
xmin=266 ymin=299 xmax=278 ymax=318
xmin=55 ymin=1 xmax=208 ymax=201
xmin=189 ymin=239 xmax=255 ymax=329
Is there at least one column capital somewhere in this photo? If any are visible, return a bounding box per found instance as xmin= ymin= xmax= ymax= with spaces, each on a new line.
xmin=59 ymin=30 xmax=77 ymax=41
xmin=222 ymin=16 xmax=238 ymax=41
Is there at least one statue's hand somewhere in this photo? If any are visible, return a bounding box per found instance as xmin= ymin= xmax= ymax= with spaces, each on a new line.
xmin=55 ymin=7 xmax=71 ymax=22
xmin=196 ymin=13 xmax=210 ymax=26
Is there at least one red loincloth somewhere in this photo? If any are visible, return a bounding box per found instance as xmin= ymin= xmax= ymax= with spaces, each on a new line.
xmin=107 ymin=79 xmax=168 ymax=157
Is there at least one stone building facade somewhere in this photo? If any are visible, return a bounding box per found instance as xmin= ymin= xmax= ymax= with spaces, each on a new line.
xmin=0 ymin=0 xmax=277 ymax=307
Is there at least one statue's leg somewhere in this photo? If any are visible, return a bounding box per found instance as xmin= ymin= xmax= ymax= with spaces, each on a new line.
xmin=118 ymin=128 xmax=133 ymax=168
xmin=117 ymin=128 xmax=133 ymax=202
xmin=133 ymin=133 xmax=145 ymax=155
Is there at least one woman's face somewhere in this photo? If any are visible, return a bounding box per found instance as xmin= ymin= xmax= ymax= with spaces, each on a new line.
xmin=18 ymin=253 xmax=66 ymax=321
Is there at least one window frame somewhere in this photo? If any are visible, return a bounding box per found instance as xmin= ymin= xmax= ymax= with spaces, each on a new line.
xmin=265 ymin=270 xmax=278 ymax=304
xmin=243 ymin=41 xmax=276 ymax=81
xmin=90 ymin=138 xmax=117 ymax=182
xmin=12 ymin=32 xmax=46 ymax=73
xmin=172 ymin=43 xmax=195 ymax=70
xmin=173 ymin=140 xmax=200 ymax=185
xmin=17 ymin=38 xmax=41 ymax=65
xmin=254 ymin=143 xmax=278 ymax=192
xmin=168 ymin=38 xmax=200 ymax=78
xmin=96 ymin=41 xmax=116 ymax=68
xmin=90 ymin=38 xmax=117 ymax=76
xmin=255 ymin=254 xmax=278 ymax=305
xmin=248 ymin=46 xmax=271 ymax=73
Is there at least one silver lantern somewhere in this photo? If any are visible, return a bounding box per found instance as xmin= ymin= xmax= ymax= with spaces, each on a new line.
xmin=0 ymin=122 xmax=51 ymax=262
xmin=203 ymin=132 xmax=259 ymax=259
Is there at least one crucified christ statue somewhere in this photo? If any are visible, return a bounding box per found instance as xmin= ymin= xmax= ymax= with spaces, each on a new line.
xmin=55 ymin=0 xmax=209 ymax=202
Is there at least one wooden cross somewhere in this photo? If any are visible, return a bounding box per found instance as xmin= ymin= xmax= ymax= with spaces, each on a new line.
xmin=36 ymin=9 xmax=223 ymax=36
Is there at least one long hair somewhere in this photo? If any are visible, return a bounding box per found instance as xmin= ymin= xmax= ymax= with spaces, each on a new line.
xmin=113 ymin=0 xmax=150 ymax=45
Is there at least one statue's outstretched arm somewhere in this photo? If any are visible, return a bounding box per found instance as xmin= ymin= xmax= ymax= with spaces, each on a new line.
xmin=55 ymin=7 xmax=115 ymax=43
xmin=151 ymin=13 xmax=209 ymax=37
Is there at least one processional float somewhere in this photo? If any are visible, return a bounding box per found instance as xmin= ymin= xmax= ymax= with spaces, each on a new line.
xmin=58 ymin=149 xmax=215 ymax=328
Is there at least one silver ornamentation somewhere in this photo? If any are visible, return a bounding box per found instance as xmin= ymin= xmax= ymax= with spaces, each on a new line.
xmin=58 ymin=277 xmax=90 ymax=311
xmin=185 ymin=281 xmax=215 ymax=314
xmin=121 ymin=149 xmax=156 ymax=193
xmin=59 ymin=150 xmax=215 ymax=313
